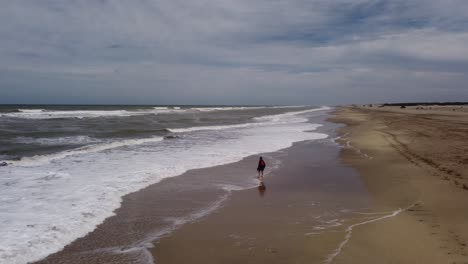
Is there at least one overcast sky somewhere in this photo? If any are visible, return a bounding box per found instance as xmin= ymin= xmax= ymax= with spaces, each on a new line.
xmin=1 ymin=0 xmax=467 ymax=105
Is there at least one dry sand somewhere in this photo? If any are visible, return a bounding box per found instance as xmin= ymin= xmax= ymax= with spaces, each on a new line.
xmin=331 ymin=106 xmax=468 ymax=263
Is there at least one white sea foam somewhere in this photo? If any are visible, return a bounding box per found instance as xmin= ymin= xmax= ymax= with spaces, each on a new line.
xmin=18 ymin=109 xmax=45 ymax=113
xmin=254 ymin=106 xmax=331 ymax=122
xmin=0 ymin=106 xmax=330 ymax=264
xmin=168 ymin=106 xmax=331 ymax=133
xmin=2 ymin=106 xmax=307 ymax=119
xmin=167 ymin=123 xmax=256 ymax=133
xmin=324 ymin=203 xmax=417 ymax=264
xmin=344 ymin=140 xmax=373 ymax=159
xmin=12 ymin=136 xmax=100 ymax=146
xmin=216 ymin=184 xmax=249 ymax=192
xmin=189 ymin=105 xmax=304 ymax=112
xmin=4 ymin=137 xmax=164 ymax=167
xmin=8 ymin=109 xmax=136 ymax=119
xmin=1 ymin=109 xmax=176 ymax=119
xmin=191 ymin=106 xmax=263 ymax=112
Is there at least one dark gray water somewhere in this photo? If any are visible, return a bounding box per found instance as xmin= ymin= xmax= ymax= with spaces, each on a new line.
xmin=0 ymin=105 xmax=307 ymax=160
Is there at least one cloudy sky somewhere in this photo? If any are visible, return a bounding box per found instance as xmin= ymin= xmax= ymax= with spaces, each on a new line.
xmin=1 ymin=0 xmax=467 ymax=105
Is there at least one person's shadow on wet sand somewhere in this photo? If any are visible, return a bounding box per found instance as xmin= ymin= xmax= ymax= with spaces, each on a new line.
xmin=258 ymin=181 xmax=266 ymax=197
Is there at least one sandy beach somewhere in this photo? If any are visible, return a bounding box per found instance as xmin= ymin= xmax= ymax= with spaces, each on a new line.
xmin=330 ymin=106 xmax=468 ymax=263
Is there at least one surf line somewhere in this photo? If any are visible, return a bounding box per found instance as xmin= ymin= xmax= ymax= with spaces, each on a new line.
xmin=333 ymin=133 xmax=373 ymax=160
xmin=324 ymin=202 xmax=419 ymax=264
xmin=344 ymin=140 xmax=373 ymax=160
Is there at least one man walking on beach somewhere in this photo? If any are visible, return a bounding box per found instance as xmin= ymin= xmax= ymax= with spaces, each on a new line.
xmin=257 ymin=157 xmax=266 ymax=178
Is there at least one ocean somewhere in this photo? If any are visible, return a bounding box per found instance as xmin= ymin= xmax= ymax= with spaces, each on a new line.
xmin=0 ymin=105 xmax=332 ymax=264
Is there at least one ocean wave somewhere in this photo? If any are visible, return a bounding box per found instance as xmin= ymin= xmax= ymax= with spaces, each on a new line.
xmin=3 ymin=137 xmax=164 ymax=167
xmin=191 ymin=106 xmax=263 ymax=112
xmin=2 ymin=109 xmax=138 ymax=119
xmin=189 ymin=105 xmax=305 ymax=112
xmin=167 ymin=123 xmax=255 ymax=133
xmin=1 ymin=106 xmax=308 ymax=119
xmin=1 ymin=109 xmax=179 ymax=119
xmin=168 ymin=106 xmax=331 ymax=133
xmin=18 ymin=109 xmax=46 ymax=113
xmin=11 ymin=136 xmax=100 ymax=146
xmin=253 ymin=106 xmax=332 ymax=122
xmin=0 ymin=106 xmax=329 ymax=264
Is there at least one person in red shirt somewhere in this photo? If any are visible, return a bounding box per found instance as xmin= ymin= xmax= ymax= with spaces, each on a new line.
xmin=257 ymin=157 xmax=266 ymax=178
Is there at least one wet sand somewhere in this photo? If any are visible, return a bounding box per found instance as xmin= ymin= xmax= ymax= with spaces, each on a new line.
xmin=35 ymin=154 xmax=260 ymax=264
xmin=35 ymin=115 xmax=375 ymax=264
xmin=330 ymin=106 xmax=468 ymax=263
xmin=151 ymin=139 xmax=370 ymax=264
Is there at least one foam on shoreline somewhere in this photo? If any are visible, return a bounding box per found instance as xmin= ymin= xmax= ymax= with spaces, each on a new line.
xmin=324 ymin=203 xmax=418 ymax=264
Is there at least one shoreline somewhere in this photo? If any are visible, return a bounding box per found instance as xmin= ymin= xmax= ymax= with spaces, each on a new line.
xmin=35 ymin=110 xmax=368 ymax=264
xmin=33 ymin=111 xmax=339 ymax=264
xmin=150 ymin=119 xmax=372 ymax=263
xmin=149 ymin=107 xmax=468 ymax=263
xmin=32 ymin=107 xmax=468 ymax=263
